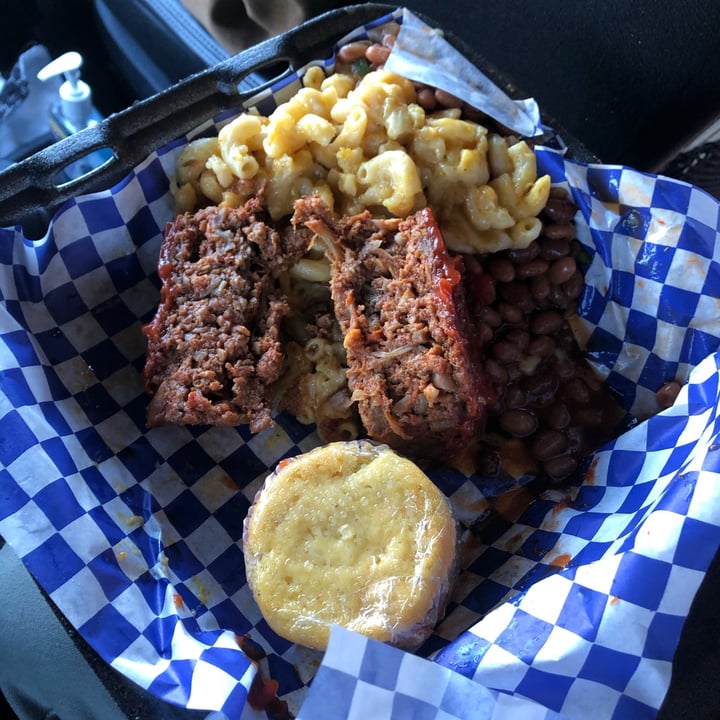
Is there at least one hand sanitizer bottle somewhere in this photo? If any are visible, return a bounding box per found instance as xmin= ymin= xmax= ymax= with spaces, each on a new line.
xmin=37 ymin=51 xmax=111 ymax=180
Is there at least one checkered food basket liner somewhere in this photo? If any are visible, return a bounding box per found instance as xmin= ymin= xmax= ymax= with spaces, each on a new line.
xmin=2 ymin=8 xmax=720 ymax=719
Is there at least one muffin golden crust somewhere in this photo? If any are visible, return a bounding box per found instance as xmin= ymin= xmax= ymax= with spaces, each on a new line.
xmin=242 ymin=440 xmax=457 ymax=651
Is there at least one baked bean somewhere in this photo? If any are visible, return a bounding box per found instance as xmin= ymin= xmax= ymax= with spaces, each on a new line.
xmin=543 ymin=222 xmax=576 ymax=241
xmin=477 ymin=322 xmax=494 ymax=344
xmin=488 ymin=256 xmax=515 ymax=283
xmin=530 ymin=274 xmax=551 ymax=302
xmin=564 ymin=377 xmax=591 ymax=404
xmin=506 ymin=242 xmax=540 ymax=265
xmin=477 ymin=306 xmax=502 ymax=327
xmin=434 ymin=88 xmax=463 ymax=109
xmin=545 ymin=402 xmax=571 ymax=429
xmin=499 ymin=281 xmax=534 ymax=311
xmin=462 ymin=104 xmax=487 ymax=123
xmin=520 ymin=294 xmax=537 ymax=314
xmin=528 ymin=335 xmax=555 ymax=359
xmin=498 ymin=302 xmax=524 ymax=324
xmin=505 ymin=328 xmax=530 ymax=350
xmin=530 ymin=309 xmax=564 ymax=335
xmin=516 ymin=258 xmax=550 ymax=279
xmin=416 ymin=86 xmax=438 ymax=109
xmin=656 ymin=380 xmax=681 ymax=409
xmin=522 ymin=370 xmax=559 ymax=402
xmin=365 ymin=43 xmax=391 ymax=65
xmin=543 ymin=195 xmax=577 ymax=223
xmin=492 ymin=340 xmax=524 ymax=363
xmin=336 ymin=41 xmax=372 ymax=63
xmin=544 ymin=454 xmax=578 ymax=480
xmin=563 ymin=425 xmax=585 ymax=454
xmin=499 ymin=408 xmax=538 ymax=437
xmin=557 ymin=327 xmax=576 ymax=349
xmin=555 ymin=356 xmax=578 ymax=379
xmin=480 ymin=276 xmax=497 ymax=304
xmin=539 ymin=236 xmax=571 ymax=260
xmin=563 ymin=270 xmax=585 ymax=300
xmin=548 ymin=284 xmax=569 ymax=308
xmin=548 ymin=256 xmax=577 ymax=285
xmin=531 ymin=430 xmax=569 ymax=462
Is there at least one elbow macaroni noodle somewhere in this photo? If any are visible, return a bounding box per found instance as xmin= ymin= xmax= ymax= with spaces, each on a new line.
xmin=173 ymin=63 xmax=551 ymax=440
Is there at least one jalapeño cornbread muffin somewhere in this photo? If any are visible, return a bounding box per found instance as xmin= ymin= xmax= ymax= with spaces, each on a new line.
xmin=242 ymin=441 xmax=458 ymax=651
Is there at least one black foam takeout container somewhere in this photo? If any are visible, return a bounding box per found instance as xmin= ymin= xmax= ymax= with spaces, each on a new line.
xmin=2 ymin=5 xmax=720 ymax=719
xmin=1 ymin=5 xmax=658 ymax=718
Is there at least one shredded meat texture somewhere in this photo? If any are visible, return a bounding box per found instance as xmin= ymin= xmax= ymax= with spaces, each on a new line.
xmin=142 ymin=197 xmax=312 ymax=432
xmin=293 ymin=196 xmax=490 ymax=460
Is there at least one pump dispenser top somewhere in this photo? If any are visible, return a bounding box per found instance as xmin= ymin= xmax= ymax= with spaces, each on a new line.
xmin=37 ymin=51 xmax=99 ymax=136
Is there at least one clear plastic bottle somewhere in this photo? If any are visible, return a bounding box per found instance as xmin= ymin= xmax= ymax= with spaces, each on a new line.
xmin=37 ymin=51 xmax=112 ymax=180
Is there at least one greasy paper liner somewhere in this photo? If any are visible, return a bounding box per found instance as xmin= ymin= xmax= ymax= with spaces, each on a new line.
xmin=1 ymin=7 xmax=720 ymax=719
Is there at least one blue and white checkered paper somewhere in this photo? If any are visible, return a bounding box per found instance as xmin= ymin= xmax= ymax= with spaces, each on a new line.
xmin=2 ymin=6 xmax=720 ymax=719
xmin=298 ymin=625 xmax=568 ymax=719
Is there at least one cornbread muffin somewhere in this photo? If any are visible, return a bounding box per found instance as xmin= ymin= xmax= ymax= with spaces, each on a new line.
xmin=242 ymin=441 xmax=458 ymax=651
